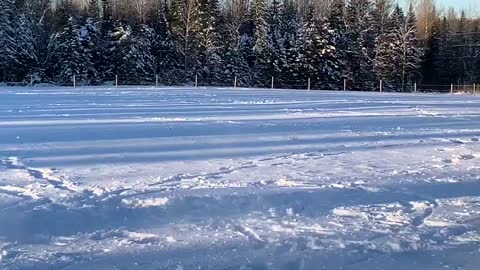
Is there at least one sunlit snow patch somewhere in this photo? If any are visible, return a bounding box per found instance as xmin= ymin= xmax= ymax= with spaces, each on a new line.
xmin=122 ymin=197 xmax=169 ymax=208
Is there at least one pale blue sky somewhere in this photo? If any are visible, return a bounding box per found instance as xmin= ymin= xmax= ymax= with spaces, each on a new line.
xmin=401 ymin=0 xmax=478 ymax=15
xmin=435 ymin=0 xmax=476 ymax=10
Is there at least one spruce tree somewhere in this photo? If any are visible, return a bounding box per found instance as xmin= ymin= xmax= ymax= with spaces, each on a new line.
xmin=14 ymin=13 xmax=38 ymax=82
xmin=329 ymin=0 xmax=348 ymax=82
xmin=297 ymin=6 xmax=339 ymax=88
xmin=399 ymin=3 xmax=422 ymax=91
xmin=53 ymin=16 xmax=96 ymax=84
xmin=152 ymin=0 xmax=178 ymax=85
xmin=195 ymin=0 xmax=224 ymax=84
xmin=252 ymin=0 xmax=270 ymax=86
xmin=435 ymin=16 xmax=455 ymax=84
xmin=345 ymin=0 xmax=376 ymax=89
xmin=375 ymin=5 xmax=405 ymax=90
xmin=221 ymin=0 xmax=252 ymax=86
xmin=111 ymin=23 xmax=156 ymax=83
xmin=279 ymin=0 xmax=300 ymax=87
xmin=171 ymin=0 xmax=201 ymax=82
xmin=0 ymin=0 xmax=17 ymax=81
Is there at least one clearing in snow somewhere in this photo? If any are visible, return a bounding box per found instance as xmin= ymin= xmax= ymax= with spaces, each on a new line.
xmin=0 ymin=87 xmax=480 ymax=269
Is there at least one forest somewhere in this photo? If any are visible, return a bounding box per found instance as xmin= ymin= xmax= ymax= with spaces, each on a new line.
xmin=0 ymin=0 xmax=479 ymax=91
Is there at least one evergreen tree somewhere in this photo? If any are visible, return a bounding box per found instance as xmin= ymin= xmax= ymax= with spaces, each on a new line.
xmin=329 ymin=0 xmax=348 ymax=82
xmin=398 ymin=3 xmax=422 ymax=91
xmin=0 ymin=0 xmax=17 ymax=81
xmin=252 ymin=0 xmax=270 ymax=85
xmin=151 ymin=0 xmax=178 ymax=85
xmin=375 ymin=5 xmax=405 ymax=90
xmin=262 ymin=0 xmax=287 ymax=86
xmin=53 ymin=16 xmax=96 ymax=84
xmin=111 ymin=23 xmax=156 ymax=83
xmin=371 ymin=0 xmax=393 ymax=38
xmin=345 ymin=0 xmax=376 ymax=89
xmin=171 ymin=0 xmax=201 ymax=82
xmin=14 ymin=13 xmax=38 ymax=82
xmin=80 ymin=17 xmax=101 ymax=81
xmin=279 ymin=0 xmax=300 ymax=87
xmin=195 ymin=0 xmax=224 ymax=84
xmin=297 ymin=6 xmax=340 ymax=88
xmin=97 ymin=0 xmax=117 ymax=79
xmin=435 ymin=16 xmax=455 ymax=84
xmin=421 ymin=16 xmax=440 ymax=84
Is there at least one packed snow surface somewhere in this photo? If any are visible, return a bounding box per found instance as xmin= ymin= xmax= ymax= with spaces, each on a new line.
xmin=1 ymin=86 xmax=480 ymax=269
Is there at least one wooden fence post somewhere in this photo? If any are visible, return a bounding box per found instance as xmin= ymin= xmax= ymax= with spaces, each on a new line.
xmin=155 ymin=74 xmax=159 ymax=88
xmin=271 ymin=76 xmax=274 ymax=89
xmin=343 ymin=79 xmax=347 ymax=91
xmin=308 ymin=78 xmax=311 ymax=91
xmin=73 ymin=75 xmax=76 ymax=88
xmin=234 ymin=76 xmax=237 ymax=88
xmin=414 ymin=82 xmax=417 ymax=93
xmin=195 ymin=75 xmax=198 ymax=88
xmin=450 ymin=83 xmax=454 ymax=94
xmin=115 ymin=75 xmax=118 ymax=88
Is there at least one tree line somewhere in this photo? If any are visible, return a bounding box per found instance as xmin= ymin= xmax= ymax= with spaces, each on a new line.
xmin=0 ymin=0 xmax=478 ymax=91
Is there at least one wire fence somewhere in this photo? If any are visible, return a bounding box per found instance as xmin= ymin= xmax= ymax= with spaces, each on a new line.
xmin=2 ymin=75 xmax=480 ymax=95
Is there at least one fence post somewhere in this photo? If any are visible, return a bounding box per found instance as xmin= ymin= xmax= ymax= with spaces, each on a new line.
xmin=234 ymin=76 xmax=237 ymax=88
xmin=473 ymin=83 xmax=476 ymax=94
xmin=155 ymin=74 xmax=159 ymax=88
xmin=115 ymin=75 xmax=118 ymax=88
xmin=450 ymin=83 xmax=453 ymax=94
xmin=379 ymin=80 xmax=383 ymax=93
xmin=343 ymin=79 xmax=347 ymax=91
xmin=271 ymin=76 xmax=274 ymax=89
xmin=30 ymin=75 xmax=33 ymax=87
xmin=414 ymin=82 xmax=417 ymax=93
xmin=195 ymin=75 xmax=198 ymax=88
xmin=307 ymin=78 xmax=311 ymax=91
xmin=73 ymin=75 xmax=76 ymax=88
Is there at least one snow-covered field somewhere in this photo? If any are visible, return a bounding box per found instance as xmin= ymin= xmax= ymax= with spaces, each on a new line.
xmin=1 ymin=86 xmax=480 ymax=270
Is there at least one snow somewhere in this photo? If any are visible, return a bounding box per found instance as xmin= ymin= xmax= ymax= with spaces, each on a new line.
xmin=1 ymin=86 xmax=480 ymax=269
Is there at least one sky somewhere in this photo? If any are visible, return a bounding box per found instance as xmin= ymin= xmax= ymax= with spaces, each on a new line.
xmin=401 ymin=0 xmax=478 ymax=15
xmin=436 ymin=0 xmax=476 ymax=10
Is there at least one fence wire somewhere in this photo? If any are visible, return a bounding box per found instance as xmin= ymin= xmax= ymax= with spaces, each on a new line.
xmin=2 ymin=75 xmax=479 ymax=95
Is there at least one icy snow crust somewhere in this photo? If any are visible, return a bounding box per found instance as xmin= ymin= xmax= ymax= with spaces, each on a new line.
xmin=0 ymin=86 xmax=480 ymax=269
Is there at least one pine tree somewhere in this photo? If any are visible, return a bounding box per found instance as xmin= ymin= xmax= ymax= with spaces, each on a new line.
xmin=345 ymin=0 xmax=376 ymax=89
xmin=97 ymin=0 xmax=117 ymax=79
xmin=111 ymin=23 xmax=156 ymax=83
xmin=79 ymin=17 xmax=100 ymax=81
xmin=329 ymin=0 xmax=347 ymax=82
xmin=435 ymin=16 xmax=455 ymax=84
xmin=151 ymin=0 xmax=178 ymax=85
xmin=296 ymin=6 xmax=339 ymax=88
xmin=171 ymin=0 xmax=201 ymax=82
xmin=14 ymin=13 xmax=38 ymax=82
xmin=53 ymin=16 xmax=96 ymax=84
xmin=375 ymin=5 xmax=405 ymax=90
xmin=0 ymin=0 xmax=17 ymax=81
xmin=252 ymin=0 xmax=270 ymax=85
xmin=398 ymin=3 xmax=422 ymax=91
xmin=421 ymin=16 xmax=440 ymax=84
xmin=279 ymin=0 xmax=300 ymax=87
xmin=195 ymin=0 xmax=224 ymax=84
xmin=221 ymin=0 xmax=252 ymax=86
xmin=262 ymin=0 xmax=287 ymax=87
xmin=371 ymin=0 xmax=393 ymax=38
